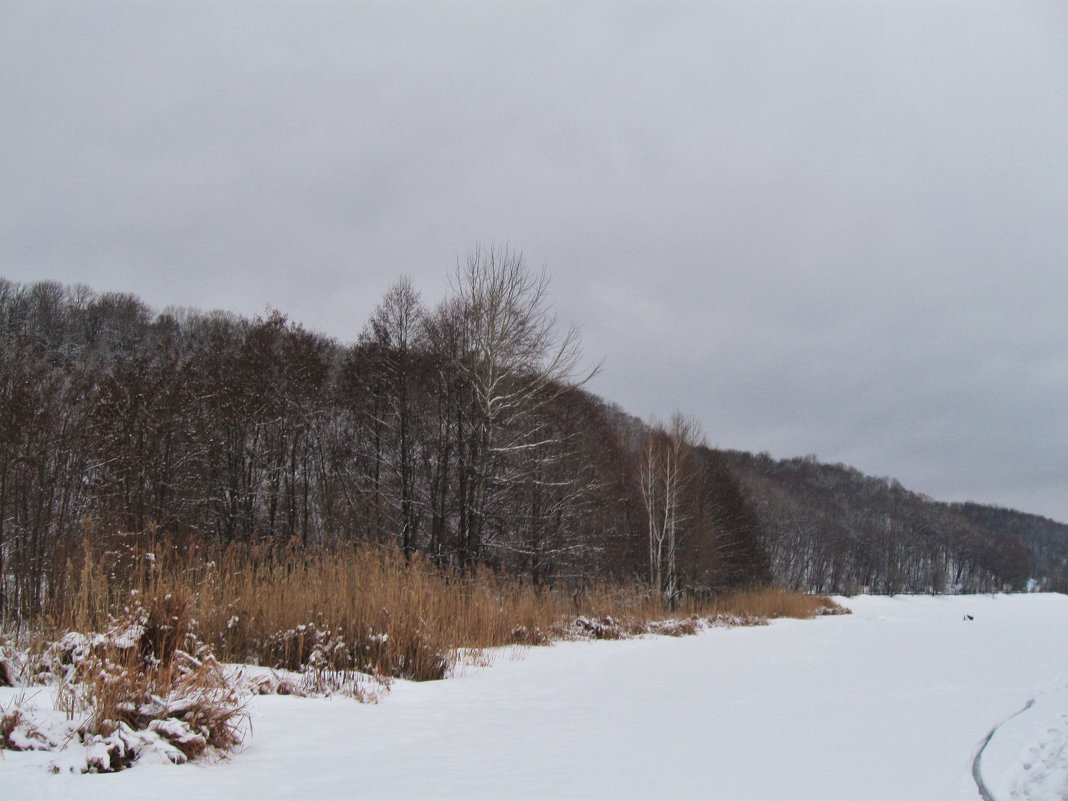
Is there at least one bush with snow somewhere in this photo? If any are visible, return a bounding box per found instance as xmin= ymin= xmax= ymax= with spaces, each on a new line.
xmin=0 ymin=634 xmax=35 ymax=688
xmin=1 ymin=592 xmax=244 ymax=773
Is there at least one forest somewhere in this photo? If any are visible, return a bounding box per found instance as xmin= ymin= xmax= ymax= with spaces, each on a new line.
xmin=0 ymin=248 xmax=767 ymax=627
xmin=1 ymin=247 xmax=1064 ymax=629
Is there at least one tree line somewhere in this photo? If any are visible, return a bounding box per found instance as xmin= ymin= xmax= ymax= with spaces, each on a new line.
xmin=0 ymin=247 xmax=768 ymax=623
xmin=5 ymin=248 xmax=1060 ymax=621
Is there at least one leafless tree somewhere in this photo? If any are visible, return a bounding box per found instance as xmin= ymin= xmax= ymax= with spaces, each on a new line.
xmin=359 ymin=277 xmax=425 ymax=554
xmin=638 ymin=412 xmax=703 ymax=604
xmin=447 ymin=244 xmax=599 ymax=568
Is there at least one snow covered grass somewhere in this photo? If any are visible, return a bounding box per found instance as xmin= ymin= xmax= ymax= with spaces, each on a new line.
xmin=1 ymin=589 xmax=243 ymax=773
xmin=0 ymin=633 xmax=27 ymax=687
xmin=3 ymin=594 xmax=1066 ymax=800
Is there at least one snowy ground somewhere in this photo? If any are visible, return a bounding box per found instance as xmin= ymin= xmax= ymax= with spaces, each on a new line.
xmin=3 ymin=594 xmax=1067 ymax=801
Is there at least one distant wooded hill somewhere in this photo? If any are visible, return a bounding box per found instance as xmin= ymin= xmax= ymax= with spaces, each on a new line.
xmin=723 ymin=450 xmax=1068 ymax=594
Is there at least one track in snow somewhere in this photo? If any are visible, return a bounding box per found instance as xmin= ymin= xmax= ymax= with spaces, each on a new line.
xmin=974 ymin=686 xmax=1068 ymax=801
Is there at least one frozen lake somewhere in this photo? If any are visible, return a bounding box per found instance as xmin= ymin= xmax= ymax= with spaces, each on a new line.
xmin=3 ymin=594 xmax=1067 ymax=800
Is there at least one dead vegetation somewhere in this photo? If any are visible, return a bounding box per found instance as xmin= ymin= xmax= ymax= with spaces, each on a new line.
xmin=32 ymin=587 xmax=244 ymax=772
xmin=700 ymin=587 xmax=846 ymax=621
xmin=41 ymin=534 xmax=842 ymax=682
xmin=0 ymin=636 xmax=20 ymax=688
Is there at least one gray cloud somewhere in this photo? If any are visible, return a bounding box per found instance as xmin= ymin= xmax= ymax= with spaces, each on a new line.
xmin=3 ymin=1 xmax=1067 ymax=520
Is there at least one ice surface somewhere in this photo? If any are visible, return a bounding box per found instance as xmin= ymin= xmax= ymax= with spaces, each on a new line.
xmin=2 ymin=594 xmax=1066 ymax=800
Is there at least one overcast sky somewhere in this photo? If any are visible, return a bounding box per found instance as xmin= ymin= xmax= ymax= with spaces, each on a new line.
xmin=3 ymin=1 xmax=1067 ymax=522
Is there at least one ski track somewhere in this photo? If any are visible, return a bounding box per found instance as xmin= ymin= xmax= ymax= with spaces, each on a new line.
xmin=973 ymin=698 xmax=1037 ymax=801
xmin=975 ymin=686 xmax=1068 ymax=801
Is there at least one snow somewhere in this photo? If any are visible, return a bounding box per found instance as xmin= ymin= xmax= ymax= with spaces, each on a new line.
xmin=2 ymin=594 xmax=1067 ymax=800
xmin=979 ymin=687 xmax=1068 ymax=801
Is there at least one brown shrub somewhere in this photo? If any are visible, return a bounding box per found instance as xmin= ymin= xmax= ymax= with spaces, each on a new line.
xmin=44 ymin=536 xmax=837 ymax=683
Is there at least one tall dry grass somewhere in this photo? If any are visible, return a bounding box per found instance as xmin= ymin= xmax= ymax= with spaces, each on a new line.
xmin=46 ymin=535 xmax=840 ymax=681
xmin=701 ymin=588 xmax=843 ymax=620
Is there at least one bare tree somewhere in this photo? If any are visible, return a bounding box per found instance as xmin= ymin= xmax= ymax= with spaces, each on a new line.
xmin=360 ymin=277 xmax=425 ymax=554
xmin=638 ymin=412 xmax=702 ymax=604
xmin=449 ymin=244 xmax=598 ymax=568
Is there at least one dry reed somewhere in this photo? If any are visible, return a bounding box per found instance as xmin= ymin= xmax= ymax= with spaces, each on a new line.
xmin=44 ymin=535 xmax=841 ymax=682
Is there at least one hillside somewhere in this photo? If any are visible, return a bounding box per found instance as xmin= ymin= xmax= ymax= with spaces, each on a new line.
xmin=723 ymin=450 xmax=1068 ymax=594
xmin=952 ymin=502 xmax=1068 ymax=591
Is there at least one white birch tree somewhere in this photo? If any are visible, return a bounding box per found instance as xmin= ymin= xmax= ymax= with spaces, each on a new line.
xmin=639 ymin=412 xmax=702 ymax=604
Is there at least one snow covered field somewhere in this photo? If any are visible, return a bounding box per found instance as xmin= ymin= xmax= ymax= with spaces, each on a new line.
xmin=3 ymin=594 xmax=1067 ymax=801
